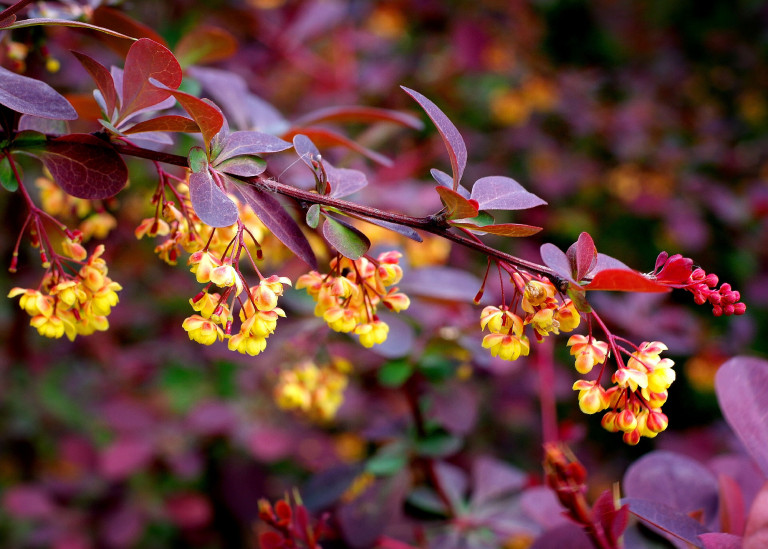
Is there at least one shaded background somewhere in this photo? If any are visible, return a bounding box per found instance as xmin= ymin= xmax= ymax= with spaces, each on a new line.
xmin=0 ymin=0 xmax=765 ymax=547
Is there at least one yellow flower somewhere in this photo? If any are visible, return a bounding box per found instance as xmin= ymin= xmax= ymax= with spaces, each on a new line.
xmin=530 ymin=308 xmax=559 ymax=337
xmin=228 ymin=332 xmax=267 ymax=356
xmin=480 ymin=306 xmax=523 ymax=334
xmin=8 ymin=288 xmax=54 ymax=317
xmin=554 ymin=300 xmax=580 ymax=332
xmin=573 ymin=380 xmax=610 ymax=414
xmin=88 ymin=281 xmax=122 ymax=316
xmin=209 ymin=263 xmax=243 ymax=294
xmin=182 ymin=315 xmax=224 ymax=345
xmin=30 ymin=313 xmax=67 ymax=339
xmin=323 ymin=307 xmax=358 ymax=333
xmin=135 ymin=217 xmax=170 ymax=239
xmin=49 ymin=280 xmax=86 ymax=307
xmin=188 ymin=251 xmax=222 ymax=284
xmin=567 ymin=335 xmax=609 ymax=374
xmin=521 ymin=280 xmax=556 ymax=313
xmin=383 ymin=290 xmax=410 ymax=313
xmin=481 ymin=332 xmax=530 ymax=361
xmin=355 ymin=320 xmax=389 ymax=347
xmin=613 ymin=366 xmax=648 ymax=392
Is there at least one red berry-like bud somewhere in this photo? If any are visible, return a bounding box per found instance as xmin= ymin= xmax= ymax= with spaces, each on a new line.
xmin=734 ymin=303 xmax=747 ymax=315
xmin=617 ymin=409 xmax=637 ymax=432
xmin=623 ymin=429 xmax=641 ymax=445
xmin=705 ymin=274 xmax=719 ymax=287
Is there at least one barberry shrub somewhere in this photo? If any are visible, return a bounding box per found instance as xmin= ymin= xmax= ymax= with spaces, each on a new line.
xmin=0 ymin=1 xmax=758 ymax=548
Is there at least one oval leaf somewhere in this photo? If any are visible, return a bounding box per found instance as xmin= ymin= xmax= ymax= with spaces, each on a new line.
xmin=234 ymin=183 xmax=317 ymax=269
xmin=326 ymin=162 xmax=368 ymax=198
xmin=322 ymin=215 xmax=371 ymax=260
xmin=120 ymin=38 xmax=182 ymax=121
xmin=585 ymin=269 xmax=669 ymax=292
xmin=0 ymin=66 xmax=77 ymax=120
xmin=401 ymin=86 xmax=467 ymax=188
xmin=213 ymin=155 xmax=267 ymax=177
xmin=306 ymin=204 xmax=320 ymax=229
xmin=470 ymin=175 xmax=547 ymax=211
xmin=715 ymin=357 xmax=768 ymax=478
xmin=37 ymin=134 xmax=127 ymax=199
xmin=150 ymin=80 xmax=223 ymax=148
xmin=567 ymin=232 xmax=598 ymax=282
xmin=0 ymin=155 xmax=17 ymax=192
xmin=432 ymin=168 xmax=470 ymax=198
xmin=450 ymin=221 xmax=542 ymax=237
xmin=123 ymin=115 xmax=201 ymax=135
xmin=188 ymin=170 xmax=239 ymax=227
xmin=624 ymin=498 xmax=708 ymax=547
xmin=187 ymin=146 xmax=208 ymax=173
xmin=292 ymin=105 xmax=424 ymax=129
xmin=540 ymin=243 xmax=577 ymax=284
xmin=213 ymin=131 xmax=291 ymax=165
xmin=435 ymin=186 xmax=479 ymax=220
xmin=72 ymin=51 xmax=119 ymax=118
xmin=175 ymin=25 xmax=238 ymax=68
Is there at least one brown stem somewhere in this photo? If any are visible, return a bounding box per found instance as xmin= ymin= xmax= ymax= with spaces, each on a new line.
xmin=109 ymin=141 xmax=562 ymax=284
xmin=0 ymin=0 xmax=34 ymax=21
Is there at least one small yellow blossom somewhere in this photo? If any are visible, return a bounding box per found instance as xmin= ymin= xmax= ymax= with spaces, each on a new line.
xmin=355 ymin=320 xmax=389 ymax=348
xmin=567 ymin=335 xmax=609 ymax=374
xmin=182 ymin=315 xmax=224 ymax=345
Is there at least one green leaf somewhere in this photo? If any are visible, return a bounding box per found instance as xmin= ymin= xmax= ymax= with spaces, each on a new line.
xmin=419 ymin=354 xmax=455 ymax=383
xmin=414 ymin=432 xmax=462 ymax=457
xmin=188 ymin=146 xmax=208 ymax=173
xmin=366 ymin=443 xmax=408 ymax=476
xmin=567 ymin=287 xmax=592 ymax=313
xmin=306 ymin=204 xmax=320 ymax=229
xmin=322 ymin=215 xmax=370 ymax=260
xmin=378 ymin=359 xmax=413 ymax=388
xmin=453 ymin=210 xmax=495 ymax=226
xmin=12 ymin=130 xmax=46 ymax=149
xmin=0 ymin=155 xmax=18 ymax=191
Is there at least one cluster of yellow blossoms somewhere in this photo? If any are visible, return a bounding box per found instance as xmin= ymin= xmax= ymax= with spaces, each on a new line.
xmin=37 ymin=177 xmax=117 ymax=241
xmin=571 ymin=340 xmax=674 ymax=445
xmin=8 ymin=243 xmax=122 ymax=340
xmin=480 ymin=276 xmax=580 ymax=361
xmin=296 ymin=251 xmax=410 ymax=348
xmin=274 ymin=359 xmax=351 ymax=422
xmin=182 ymin=247 xmax=291 ymax=356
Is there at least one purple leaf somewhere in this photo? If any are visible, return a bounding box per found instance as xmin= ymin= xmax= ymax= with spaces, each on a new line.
xmin=401 ymin=86 xmax=467 ymax=188
xmin=715 ymin=357 xmax=768 ymax=478
xmin=699 ymin=533 xmax=744 ymax=549
xmin=744 ymin=482 xmax=768 ymax=548
xmin=0 ymin=66 xmax=77 ymax=120
xmin=540 ymin=243 xmax=577 ymax=283
xmin=430 ymin=382 xmax=479 ymax=436
xmin=567 ymin=232 xmax=598 ymax=282
xmin=100 ymin=437 xmax=154 ymax=480
xmin=322 ymin=215 xmax=371 ymax=260
xmin=624 ymin=451 xmax=719 ymax=528
xmin=3 ymin=486 xmax=56 ymax=519
xmin=292 ymin=105 xmax=424 ymax=129
xmin=18 ymin=115 xmax=69 ymax=135
xmin=188 ymin=66 xmax=254 ymax=131
xmin=367 ymin=312 xmax=414 ymax=358
xmin=213 ymin=131 xmax=291 ymax=165
xmin=432 ymin=168 xmax=470 ymax=198
xmin=72 ymin=50 xmax=119 ymax=118
xmin=37 ymin=134 xmax=128 ymax=199
xmin=347 ymin=213 xmax=422 ymax=242
xmin=213 ymin=155 xmax=267 ymax=177
xmin=433 ymin=461 xmax=468 ymax=511
xmin=293 ymin=134 xmax=323 ymax=177
xmin=531 ymin=523 xmax=593 ymax=549
xmin=470 ymin=175 xmax=547 ymax=211
xmin=188 ymin=170 xmax=239 ymax=227
xmin=235 ymin=183 xmax=317 ymax=269
xmin=469 ymin=456 xmax=526 ymax=508
xmin=591 ymin=253 xmax=632 ymax=274
xmin=624 ymin=498 xmax=708 ymax=547
xmin=718 ymin=474 xmax=746 ymax=536
xmin=119 ymin=38 xmax=182 ymax=121
xmin=326 ymin=162 xmax=368 ymax=198
xmin=399 ymin=266 xmax=482 ymax=302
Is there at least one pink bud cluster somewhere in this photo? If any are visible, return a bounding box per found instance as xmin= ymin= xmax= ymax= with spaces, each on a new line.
xmin=652 ymin=252 xmax=746 ymax=317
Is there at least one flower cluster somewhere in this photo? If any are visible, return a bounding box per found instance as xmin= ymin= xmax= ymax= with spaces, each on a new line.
xmin=8 ymin=244 xmax=122 ymax=340
xmin=296 ymin=251 xmax=410 ymax=348
xmin=36 ymin=177 xmax=117 ymax=241
xmin=480 ymin=275 xmax=581 ymax=362
xmin=652 ymin=252 xmax=746 ymax=316
xmin=570 ymin=339 xmax=674 ymax=445
xmin=273 ymin=360 xmax=350 ymax=422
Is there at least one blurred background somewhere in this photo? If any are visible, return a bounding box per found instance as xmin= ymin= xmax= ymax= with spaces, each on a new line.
xmin=0 ymin=0 xmax=765 ymax=547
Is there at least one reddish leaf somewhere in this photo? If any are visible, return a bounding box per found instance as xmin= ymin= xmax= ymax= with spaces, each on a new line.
xmin=540 ymin=243 xmax=577 ymax=284
xmin=451 ymin=221 xmax=542 ymax=237
xmin=119 ymin=39 xmax=182 ymax=122
xmin=718 ymin=474 xmax=746 ymax=535
xmin=283 ymin=126 xmax=392 ymax=166
xmin=744 ymin=482 xmax=768 ymax=548
xmin=567 ymin=232 xmax=598 ymax=282
xmin=625 ymin=498 xmax=709 ymax=547
xmin=585 ymin=269 xmax=669 ymax=292
xmin=435 ymin=186 xmax=479 ymax=220
xmin=123 ymin=115 xmax=201 ymax=135
xmin=470 ymin=175 xmax=547 ymax=211
xmin=72 ymin=51 xmax=119 ymax=118
xmin=91 ymin=6 xmax=167 ymax=56
xmin=322 ymin=215 xmax=371 ymax=260
xmin=100 ymin=437 xmax=154 ymax=480
xmin=188 ymin=170 xmax=239 ymax=228
xmin=402 ymin=86 xmax=467 ymax=188
xmin=175 ymin=25 xmax=238 ymax=67
xmin=715 ymin=357 xmax=768 ymax=478
xmin=326 ymin=162 xmax=368 ymax=198
xmin=37 ymin=134 xmax=128 ymax=199
xmin=699 ymin=533 xmax=744 ymax=549
xmin=235 ymin=183 xmax=317 ymax=269
xmin=3 ymin=486 xmax=55 ymax=519
xmin=530 ymin=523 xmax=593 ymax=549
xmin=150 ymin=81 xmax=224 ymax=148
xmin=592 ymin=490 xmax=629 ymax=545
xmin=292 ymin=105 xmax=424 ymax=129
xmin=213 ymin=131 xmax=291 ymax=165
xmin=0 ymin=15 xmax=16 ymax=28
xmin=0 ymin=66 xmax=77 ymax=120
xmin=432 ymin=168 xmax=470 ymax=198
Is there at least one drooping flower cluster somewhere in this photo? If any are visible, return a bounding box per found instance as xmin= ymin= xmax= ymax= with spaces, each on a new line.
xmin=570 ymin=339 xmax=674 ymax=445
xmin=652 ymin=252 xmax=746 ymax=316
xmin=480 ymin=275 xmax=581 ymax=362
xmin=8 ymin=243 xmax=122 ymax=340
xmin=273 ymin=359 xmax=350 ymax=422
xmin=36 ymin=176 xmax=117 ymax=241
xmin=296 ymin=251 xmax=410 ymax=348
